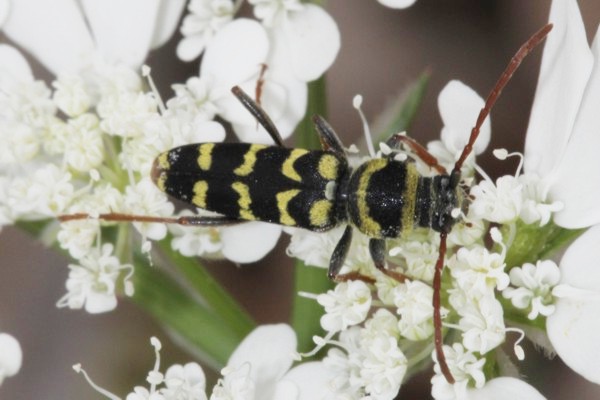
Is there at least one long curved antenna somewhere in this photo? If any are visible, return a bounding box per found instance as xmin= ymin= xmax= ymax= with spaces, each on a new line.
xmin=452 ymin=23 xmax=553 ymax=176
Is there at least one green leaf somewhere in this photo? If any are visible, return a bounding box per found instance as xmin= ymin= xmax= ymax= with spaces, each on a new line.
xmin=373 ymin=70 xmax=431 ymax=143
xmin=131 ymin=253 xmax=243 ymax=370
xmin=157 ymin=238 xmax=256 ymax=339
xmin=503 ymin=221 xmax=584 ymax=269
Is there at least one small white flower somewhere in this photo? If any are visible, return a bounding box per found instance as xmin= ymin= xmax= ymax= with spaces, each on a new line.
xmin=63 ymin=113 xmax=105 ymax=172
xmin=317 ymin=281 xmax=372 ymax=332
xmin=0 ymin=333 xmax=22 ymax=386
xmin=503 ymin=260 xmax=560 ymax=320
xmin=57 ymin=218 xmax=99 ymax=260
xmin=52 ymin=73 xmax=92 ymax=117
xmin=123 ymin=178 xmax=174 ymax=241
xmin=457 ymin=296 xmax=505 ymax=355
xmin=168 ymin=76 xmax=221 ymax=120
xmin=393 ymin=280 xmax=434 ymax=341
xmin=8 ymin=164 xmax=74 ymax=218
xmin=469 ymin=176 xmax=522 ymax=224
xmin=169 ymin=210 xmax=223 ymax=258
xmin=449 ymin=246 xmax=509 ymax=295
xmin=431 ymin=343 xmax=485 ymax=400
xmin=163 ymin=363 xmax=207 ymax=400
xmin=518 ymin=173 xmax=563 ymax=226
xmin=359 ymin=314 xmax=407 ymax=399
xmin=177 ymin=0 xmax=234 ymax=62
xmin=56 ymin=243 xmax=134 ymax=313
xmin=99 ymin=90 xmax=158 ymax=138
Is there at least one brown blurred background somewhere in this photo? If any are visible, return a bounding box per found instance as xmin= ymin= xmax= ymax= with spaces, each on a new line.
xmin=2 ymin=1 xmax=600 ymax=398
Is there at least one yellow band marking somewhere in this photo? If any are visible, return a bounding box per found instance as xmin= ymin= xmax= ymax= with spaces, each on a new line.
xmin=192 ymin=180 xmax=208 ymax=208
xmin=282 ymin=149 xmax=309 ymax=182
xmin=157 ymin=152 xmax=170 ymax=170
xmin=318 ymin=154 xmax=339 ymax=180
xmin=156 ymin=174 xmax=167 ymax=192
xmin=197 ymin=143 xmax=215 ymax=171
xmin=357 ymin=159 xmax=386 ymax=237
xmin=234 ymin=144 xmax=267 ymax=176
xmin=309 ymin=199 xmax=333 ymax=228
xmin=276 ymin=189 xmax=301 ymax=226
xmin=232 ymin=181 xmax=256 ymax=220
xmin=401 ymin=163 xmax=419 ymax=236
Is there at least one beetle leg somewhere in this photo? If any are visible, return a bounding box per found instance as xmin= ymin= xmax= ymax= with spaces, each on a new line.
xmin=328 ymin=225 xmax=353 ymax=280
xmin=369 ymin=238 xmax=409 ymax=282
xmin=312 ymin=115 xmax=347 ymax=158
xmin=231 ymin=86 xmax=285 ymax=147
xmin=386 ymin=134 xmax=447 ymax=174
xmin=59 ymin=212 xmax=244 ymax=226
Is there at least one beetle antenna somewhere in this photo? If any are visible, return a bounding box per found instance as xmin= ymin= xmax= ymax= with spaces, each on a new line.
xmin=452 ymin=23 xmax=553 ymax=176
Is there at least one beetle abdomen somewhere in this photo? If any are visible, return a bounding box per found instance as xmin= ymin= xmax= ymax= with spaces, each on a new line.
xmin=152 ymin=143 xmax=347 ymax=231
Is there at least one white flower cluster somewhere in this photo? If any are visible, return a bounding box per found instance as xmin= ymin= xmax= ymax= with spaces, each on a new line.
xmin=286 ymin=2 xmax=600 ymax=392
xmin=0 ymin=0 xmax=340 ymax=314
xmin=76 ymin=325 xmax=338 ymax=400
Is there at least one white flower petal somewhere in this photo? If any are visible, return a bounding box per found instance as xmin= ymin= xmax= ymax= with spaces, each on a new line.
xmin=201 ymin=19 xmax=269 ymax=87
xmin=177 ymin=35 xmax=210 ymax=62
xmin=81 ymin=0 xmax=160 ymax=68
xmin=524 ymin=0 xmax=593 ymax=176
xmin=227 ymin=78 xmax=307 ymax=142
xmin=438 ymin=80 xmax=490 ymax=156
xmin=151 ymin=0 xmax=187 ymax=49
xmin=547 ymin=225 xmax=600 ymax=383
xmin=220 ymin=222 xmax=282 ymax=263
xmin=84 ymin=291 xmax=118 ymax=314
xmin=0 ymin=333 xmax=22 ymax=383
xmin=282 ymin=362 xmax=337 ymax=400
xmin=548 ymin=27 xmax=600 ymax=228
xmin=284 ymin=4 xmax=340 ymax=82
xmin=227 ymin=324 xmax=296 ymax=393
xmin=377 ymin=0 xmax=417 ymax=9
xmin=466 ymin=377 xmax=546 ymax=400
xmin=2 ymin=0 xmax=94 ymax=74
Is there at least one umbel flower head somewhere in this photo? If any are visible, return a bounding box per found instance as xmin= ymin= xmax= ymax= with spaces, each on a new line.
xmin=2 ymin=0 xmax=600 ymax=399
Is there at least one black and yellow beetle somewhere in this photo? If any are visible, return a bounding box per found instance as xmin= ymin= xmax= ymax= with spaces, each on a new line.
xmin=60 ymin=24 xmax=552 ymax=383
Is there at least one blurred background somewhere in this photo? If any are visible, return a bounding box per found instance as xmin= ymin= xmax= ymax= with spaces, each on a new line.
xmin=2 ymin=1 xmax=600 ymax=398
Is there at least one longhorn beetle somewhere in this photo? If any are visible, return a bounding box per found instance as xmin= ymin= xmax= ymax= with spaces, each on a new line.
xmin=60 ymin=24 xmax=552 ymax=383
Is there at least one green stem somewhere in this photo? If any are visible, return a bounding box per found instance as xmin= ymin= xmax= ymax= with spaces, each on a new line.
xmin=131 ymin=253 xmax=243 ymax=369
xmin=157 ymin=238 xmax=256 ymax=339
xmin=291 ymin=77 xmax=334 ymax=353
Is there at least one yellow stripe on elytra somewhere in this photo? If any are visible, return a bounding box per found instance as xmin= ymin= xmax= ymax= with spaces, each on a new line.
xmin=318 ymin=154 xmax=339 ymax=180
xmin=155 ymin=153 xmax=170 ymax=192
xmin=401 ymin=163 xmax=419 ymax=236
xmin=276 ymin=189 xmax=301 ymax=226
xmin=232 ymin=182 xmax=256 ymax=220
xmin=309 ymin=199 xmax=333 ymax=228
xmin=357 ymin=159 xmax=386 ymax=237
xmin=197 ymin=143 xmax=215 ymax=171
xmin=234 ymin=144 xmax=267 ymax=176
xmin=192 ymin=180 xmax=208 ymax=208
xmin=282 ymin=149 xmax=309 ymax=182
xmin=157 ymin=152 xmax=170 ymax=170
